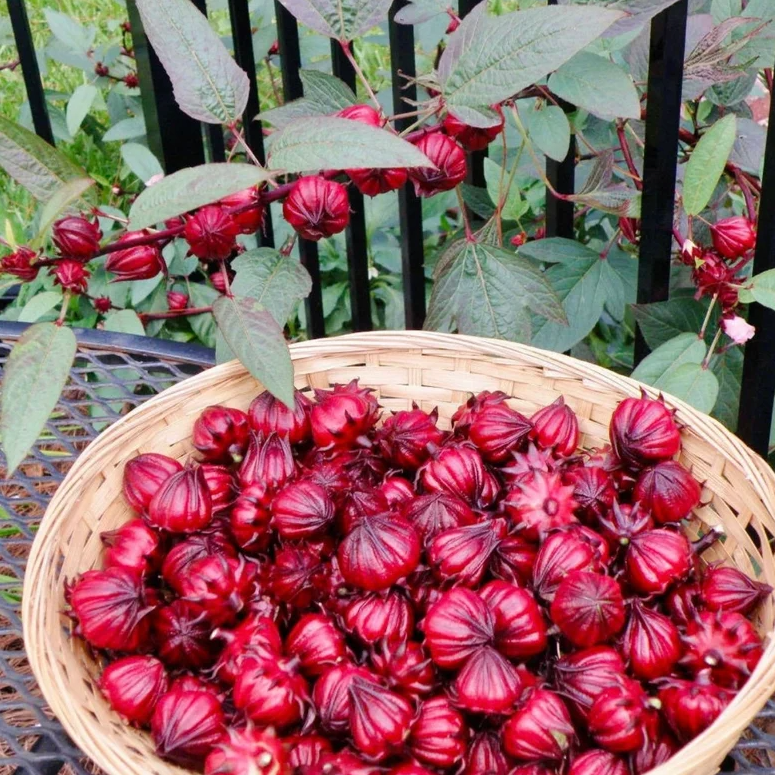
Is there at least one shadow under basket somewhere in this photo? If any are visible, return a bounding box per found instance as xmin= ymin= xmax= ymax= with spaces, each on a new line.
xmin=22 ymin=330 xmax=775 ymax=775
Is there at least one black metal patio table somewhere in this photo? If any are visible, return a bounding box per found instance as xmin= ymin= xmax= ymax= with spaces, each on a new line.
xmin=1 ymin=321 xmax=775 ymax=775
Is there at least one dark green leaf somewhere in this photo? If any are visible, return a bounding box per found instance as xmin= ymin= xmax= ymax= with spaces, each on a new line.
xmin=394 ymin=0 xmax=447 ymax=24
xmin=136 ymin=0 xmax=249 ymax=124
xmin=275 ymin=0 xmax=393 ymax=40
xmin=121 ymin=143 xmax=164 ymax=184
xmin=1 ymin=322 xmax=76 ymax=474
xmin=33 ymin=177 xmax=95 ymax=247
xmin=711 ymin=346 xmax=742 ymax=430
xmin=518 ymin=237 xmax=598 ymax=265
xmin=128 ymin=163 xmax=270 ymax=230
xmin=104 ymin=309 xmax=145 ymax=336
xmin=660 ymin=363 xmax=719 ymax=413
xmin=188 ymin=284 xmax=219 ymax=347
xmin=0 ymin=115 xmax=89 ymax=202
xmin=18 ymin=292 xmax=62 ymax=324
xmin=524 ymin=104 xmax=571 ymax=162
xmin=267 ymin=117 xmax=433 ymax=172
xmin=439 ymin=4 xmax=622 ymax=123
xmin=602 ymin=0 xmax=684 ymax=37
xmin=103 ymin=116 xmax=147 ymax=142
xmin=741 ymin=268 xmax=775 ymax=309
xmin=460 ymin=184 xmax=496 ymax=220
xmin=606 ymin=248 xmax=637 ymax=321
xmin=683 ymin=114 xmax=737 ymax=215
xmin=231 ymin=248 xmax=312 ymax=325
xmin=631 ymin=298 xmax=714 ymax=350
xmin=213 ymin=295 xmax=294 ymax=406
xmin=630 ymin=333 xmax=707 ymax=395
xmin=66 ymin=84 xmax=98 ymax=136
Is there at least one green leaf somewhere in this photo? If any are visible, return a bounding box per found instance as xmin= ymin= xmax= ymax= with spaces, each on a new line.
xmin=460 ymin=184 xmax=496 ymax=220
xmin=683 ymin=114 xmax=737 ymax=215
xmin=531 ymin=256 xmax=622 ymax=352
xmin=711 ymin=346 xmax=742 ymax=430
xmin=631 ymin=331 xmax=706 ymax=386
xmin=524 ymin=103 xmax=571 ymax=162
xmin=104 ymin=309 xmax=146 ymax=336
xmin=631 ymin=298 xmax=715 ymax=350
xmin=33 ymin=177 xmax=95 ymax=248
xmin=18 ymin=291 xmax=62 ymax=324
xmin=275 ymin=0 xmax=393 ymax=40
xmin=231 ymin=248 xmax=312 ymax=326
xmin=66 ymin=84 xmax=98 ymax=137
xmin=136 ymin=0 xmax=249 ymax=124
xmin=660 ymin=363 xmax=719 ymax=414
xmin=103 ymin=116 xmax=147 ymax=142
xmin=393 ymin=0 xmax=447 ymax=24
xmin=483 ymin=158 xmax=525 ymax=222
xmin=439 ymin=4 xmax=623 ymax=124
xmin=121 ymin=143 xmax=164 ymax=184
xmin=43 ymin=8 xmax=94 ymax=51
xmin=425 ymin=240 xmax=566 ymax=342
xmin=128 ymin=163 xmax=270 ymax=230
xmin=518 ymin=237 xmax=598 ymax=265
xmin=0 ymin=115 xmax=89 ymax=202
xmin=569 ymin=187 xmax=641 ymax=218
xmin=213 ymin=295 xmax=294 ymax=407
xmin=267 ymin=117 xmax=433 ymax=172
xmin=259 ymin=70 xmax=356 ymax=128
xmin=743 ymin=268 xmax=775 ymax=310
xmin=548 ymin=53 xmax=640 ymax=120
xmin=602 ymin=0 xmax=685 ymax=37
xmin=0 ymin=322 xmax=76 ymax=475
xmin=188 ymin=284 xmax=219 ymax=347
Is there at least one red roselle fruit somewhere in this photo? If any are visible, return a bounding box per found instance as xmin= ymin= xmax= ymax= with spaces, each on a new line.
xmin=391 ymin=764 xmax=435 ymax=775
xmin=338 ymin=511 xmax=420 ymax=591
xmin=286 ymin=734 xmax=332 ymax=770
xmin=310 ymin=381 xmax=379 ymax=450
xmin=609 ymin=395 xmax=681 ymax=469
xmin=465 ymin=400 xmax=532 ymax=464
xmin=565 ymin=465 xmax=615 ymax=522
xmin=271 ymin=479 xmax=335 ymax=539
xmin=502 ymin=688 xmax=575 ymax=762
xmin=52 ymin=215 xmax=102 ymax=260
xmin=464 ymin=731 xmax=509 ymax=775
xmin=317 ymin=751 xmax=381 ymax=775
xmin=344 ymin=588 xmax=414 ymax=645
xmin=65 ymin=567 xmax=153 ymax=651
xmin=710 ymin=215 xmax=757 ymax=260
xmin=105 ymin=235 xmax=165 ymax=281
xmin=419 ymin=443 xmax=499 ymax=508
xmin=239 ymin=432 xmax=296 ymax=490
xmin=480 ymin=580 xmax=547 ymax=658
xmin=409 ymin=133 xmax=467 ymax=197
xmin=1 ymin=246 xmax=39 ymax=281
xmin=200 ymin=464 xmax=234 ymax=512
xmin=147 ymin=466 xmax=213 ymax=533
xmin=568 ymin=750 xmax=628 ymax=775
xmin=269 ymin=545 xmax=323 ymax=607
xmin=633 ymin=460 xmax=701 ymax=523
xmin=101 ymin=518 xmax=162 ymax=577
xmin=532 ymin=526 xmax=607 ymax=601
xmin=348 ymin=674 xmax=414 ymax=761
xmin=377 ymin=405 xmax=445 ymax=470
xmin=204 ymin=727 xmax=285 ymax=775
xmin=379 ymin=475 xmax=414 ymax=506
xmin=348 ymin=166 xmax=408 ymax=197
xmin=161 ymin=527 xmax=237 ymax=586
xmin=372 ymin=640 xmax=435 ymax=698
xmin=553 ymin=646 xmax=627 ymax=719
xmin=453 ymin=645 xmax=523 ymax=714
xmin=219 ymin=186 xmax=265 ymax=234
xmin=682 ymin=610 xmax=763 ymax=687
xmin=550 ymin=571 xmax=625 ymax=648
xmin=286 ymin=613 xmax=347 ymax=675
xmin=152 ymin=600 xmax=218 ymax=669
xmin=212 ymin=614 xmax=282 ymax=683
xmin=625 ymin=528 xmax=692 ymax=595
xmin=233 ymin=656 xmax=308 ymax=729
xmin=193 ymin=405 xmax=251 ymax=464
xmin=428 ymin=519 xmax=507 ymax=587
xmin=666 ymin=581 xmax=703 ymax=626
xmin=530 ymin=397 xmax=579 ymax=457
xmin=338 ymin=104 xmax=383 ymax=125
xmin=283 ymin=176 xmax=350 ymax=241
xmin=422 ymin=587 xmax=494 ymax=669
xmin=98 ymin=655 xmax=168 ymax=726
xmin=490 ymin=533 xmax=538 ymax=585
xmin=229 ymin=482 xmax=272 ymax=552
xmin=409 ymin=695 xmax=468 ymax=768
xmin=597 ymin=500 xmax=653 ymax=550
xmin=313 ymin=664 xmax=373 ymax=733
xmin=701 ymin=565 xmax=772 ymax=614
xmin=622 ymin=599 xmax=682 ymax=680
xmin=51 ymin=259 xmax=90 ymax=293
xmin=505 ymin=471 xmax=578 ymax=540
xmin=443 ymin=111 xmax=504 ymax=152
xmin=122 ymin=452 xmax=182 ymax=513
xmin=587 ymin=679 xmax=654 ymax=753
xmin=452 ymin=390 xmax=507 ymax=430
xmin=248 ymin=388 xmax=311 ymax=445
xmin=151 ymin=688 xmax=225 ymax=766
xmin=631 ymin=729 xmax=680 ymax=774
xmin=184 ymin=205 xmax=239 ymax=260
xmin=402 ymin=493 xmax=475 ymax=541
xmin=166 ymin=290 xmax=189 ymax=311
xmin=658 ymin=673 xmax=734 ymax=741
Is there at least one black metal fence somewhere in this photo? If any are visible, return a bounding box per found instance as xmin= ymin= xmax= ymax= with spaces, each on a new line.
xmin=5 ymin=0 xmax=775 ymax=458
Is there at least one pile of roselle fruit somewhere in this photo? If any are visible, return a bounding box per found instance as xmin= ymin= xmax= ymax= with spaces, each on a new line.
xmin=64 ymin=382 xmax=773 ymax=775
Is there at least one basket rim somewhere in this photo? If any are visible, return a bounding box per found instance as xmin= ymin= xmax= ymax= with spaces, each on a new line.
xmin=21 ymin=330 xmax=775 ymax=775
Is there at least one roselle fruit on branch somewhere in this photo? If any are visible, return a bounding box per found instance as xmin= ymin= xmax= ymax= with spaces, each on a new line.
xmin=65 ymin=384 xmax=771 ymax=771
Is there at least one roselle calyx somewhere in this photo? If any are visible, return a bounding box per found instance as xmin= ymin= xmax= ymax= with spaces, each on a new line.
xmin=502 ymin=688 xmax=575 ymax=762
xmin=147 ymin=466 xmax=213 ymax=533
xmin=122 ymin=453 xmax=182 ymax=513
xmin=609 ymin=394 xmax=681 ymax=469
xmin=633 ymin=460 xmax=701 ymax=523
xmin=192 ymin=405 xmax=251 ymax=464
xmin=530 ymin=396 xmax=579 ymax=457
xmin=98 ymin=655 xmax=168 ymax=726
xmin=377 ymin=405 xmax=444 ymax=470
xmin=204 ymin=726 xmax=286 ymax=775
xmin=248 ymin=388 xmax=311 ymax=445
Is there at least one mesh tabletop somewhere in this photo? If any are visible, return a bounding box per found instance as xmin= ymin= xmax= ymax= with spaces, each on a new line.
xmin=0 ymin=322 xmax=774 ymax=775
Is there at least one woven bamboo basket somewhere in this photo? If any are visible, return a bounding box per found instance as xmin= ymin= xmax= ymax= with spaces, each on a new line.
xmin=22 ymin=330 xmax=775 ymax=775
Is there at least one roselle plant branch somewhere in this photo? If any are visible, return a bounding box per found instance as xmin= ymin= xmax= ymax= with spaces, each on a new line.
xmin=341 ymin=42 xmax=382 ymax=113
xmin=617 ymin=122 xmax=642 ymax=190
xmin=139 ymin=306 xmax=213 ymax=321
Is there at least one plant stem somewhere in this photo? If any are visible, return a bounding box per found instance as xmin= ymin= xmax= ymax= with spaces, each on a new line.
xmin=509 ymin=104 xmax=564 ymax=198
xmin=734 ymin=168 xmax=758 ymax=222
xmin=455 ymin=186 xmax=474 ymax=240
xmin=265 ymin=57 xmax=282 ymax=106
xmin=229 ymin=123 xmax=264 ymax=167
xmin=341 ymin=42 xmax=382 ymax=113
xmin=702 ymin=326 xmax=723 ymax=369
xmin=219 ymin=259 xmax=233 ymax=298
xmin=699 ymin=294 xmax=717 ymax=339
xmin=57 ymin=291 xmax=70 ymax=325
xmin=96 ymin=225 xmax=184 ymax=257
xmin=617 ymin=122 xmax=642 ymax=190
xmin=139 ymin=306 xmax=213 ymax=321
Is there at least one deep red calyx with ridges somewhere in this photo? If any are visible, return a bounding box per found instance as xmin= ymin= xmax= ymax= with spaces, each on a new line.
xmin=530 ymin=396 xmax=580 ymax=457
xmin=105 ymin=234 xmax=164 ymax=281
xmin=52 ymin=215 xmax=102 ymax=260
xmin=658 ymin=673 xmax=734 ymax=741
xmin=286 ymin=734 xmax=332 ymax=770
xmin=204 ymin=726 xmax=285 ymax=775
xmin=166 ymin=290 xmax=189 ymax=311
xmin=98 ymin=655 xmax=168 ymax=726
xmin=238 ymin=431 xmax=296 ymax=491
xmin=122 ymin=453 xmax=183 ymax=513
xmin=622 ymin=599 xmax=682 ymax=680
xmin=609 ymin=395 xmax=681 ymax=469
xmin=147 ymin=466 xmax=213 ymax=533
xmin=229 ymin=481 xmax=272 ymax=552
xmin=587 ymin=679 xmax=654 ymax=753
xmin=184 ymin=205 xmax=239 ymax=260
xmin=428 ymin=519 xmax=507 ymax=587
xmin=465 ymin=400 xmax=532 ymax=463
xmin=419 ymin=443 xmax=499 ymax=508
xmin=443 ymin=110 xmax=504 ymax=151
xmin=453 ymin=645 xmax=523 ymax=714
xmin=597 ymin=500 xmax=653 ymax=551
xmin=344 ymin=588 xmax=414 ymax=645
xmin=271 ymin=479 xmax=335 ymax=539
xmin=51 ymin=258 xmax=90 ymax=293
xmin=377 ymin=405 xmax=445 ymax=470
xmin=192 ymin=405 xmax=251 ymax=464
xmin=152 ymin=599 xmax=218 ymax=669
xmin=710 ymin=215 xmax=756 ymax=260
xmin=505 ymin=471 xmax=578 ymax=540
xmin=625 ymin=528 xmax=692 ymax=595
xmin=283 ymin=176 xmax=350 ymax=241
xmin=568 ymin=749 xmax=629 ymax=775
xmin=552 ymin=646 xmax=627 ymax=719
xmin=248 ymin=388 xmax=311 ymax=445
xmin=464 ymin=731 xmax=509 ymax=775
xmin=212 ymin=614 xmax=281 ymax=683
xmin=371 ymin=640 xmax=435 ymax=699
xmin=200 ymin=464 xmax=235 ymax=513
xmin=502 ymin=688 xmax=575 ymax=762
xmin=409 ymin=133 xmax=467 ymax=197
xmin=101 ymin=518 xmax=162 ymax=578
xmin=313 ymin=663 xmax=373 ymax=733
xmin=633 ymin=460 xmax=701 ymax=523
xmin=310 ymin=380 xmax=380 ymax=450
xmin=402 ymin=492 xmax=475 ymax=541
xmin=701 ymin=565 xmax=773 ymax=614
xmin=480 ymin=580 xmax=547 ymax=658
xmin=565 ymin=465 xmax=615 ymax=522
xmin=219 ymin=185 xmax=265 ymax=234
xmin=0 ymin=246 xmax=39 ymax=281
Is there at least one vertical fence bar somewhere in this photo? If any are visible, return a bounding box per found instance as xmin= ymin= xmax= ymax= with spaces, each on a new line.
xmin=633 ymin=0 xmax=688 ymax=364
xmin=127 ymin=0 xmax=206 ymax=172
xmin=228 ymin=0 xmax=274 ymax=246
xmin=737 ymin=83 xmax=775 ymax=456
xmin=7 ymin=0 xmax=54 ymax=145
xmin=331 ymin=41 xmax=373 ymax=332
xmin=389 ymin=0 xmax=425 ymax=328
xmin=456 ymin=0 xmax=485 ymax=189
xmin=274 ymin=1 xmax=325 ymax=338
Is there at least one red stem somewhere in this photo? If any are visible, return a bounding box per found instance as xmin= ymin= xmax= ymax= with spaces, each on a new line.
xmin=617 ymin=123 xmax=642 ymax=190
xmin=139 ymin=306 xmax=213 ymax=321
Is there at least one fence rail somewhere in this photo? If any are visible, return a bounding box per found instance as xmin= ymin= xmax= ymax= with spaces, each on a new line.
xmin=5 ymin=0 xmax=775 ymax=457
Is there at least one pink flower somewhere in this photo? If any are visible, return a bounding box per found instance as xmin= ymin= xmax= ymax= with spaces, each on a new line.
xmin=721 ymin=315 xmax=755 ymax=344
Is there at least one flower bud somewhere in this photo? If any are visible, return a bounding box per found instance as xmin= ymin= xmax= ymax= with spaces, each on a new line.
xmin=443 ymin=110 xmax=504 ymax=152
xmin=52 ymin=215 xmax=102 ymax=260
xmin=283 ymin=176 xmax=350 ymax=241
xmin=51 ymin=259 xmax=90 ymax=294
xmin=619 ymin=217 xmax=639 ymax=245
xmin=701 ymin=565 xmax=772 ymax=614
xmin=105 ymin=234 xmax=164 ymax=280
xmin=348 ymin=167 xmax=408 ymax=197
xmin=710 ymin=215 xmax=756 ymax=260
xmin=94 ymin=295 xmax=112 ymax=313
xmin=147 ymin=466 xmax=213 ymax=533
xmin=122 ymin=453 xmax=183 ymax=513
xmin=1 ymin=246 xmax=39 ymax=281
xmin=410 ymin=133 xmax=467 ymax=197
xmin=193 ymin=405 xmax=251 ymax=464
xmin=211 ymin=270 xmax=229 ymax=293
xmin=184 ymin=205 xmax=239 ymax=260
xmin=166 ymin=290 xmax=189 ymax=311
xmin=219 ymin=186 xmax=265 ymax=234
xmin=633 ymin=460 xmax=701 ymax=523
xmin=680 ymin=239 xmax=703 ymax=267
xmin=530 ymin=396 xmax=579 ymax=456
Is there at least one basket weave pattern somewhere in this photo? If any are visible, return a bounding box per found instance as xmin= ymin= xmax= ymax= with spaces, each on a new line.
xmin=22 ymin=331 xmax=775 ymax=775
